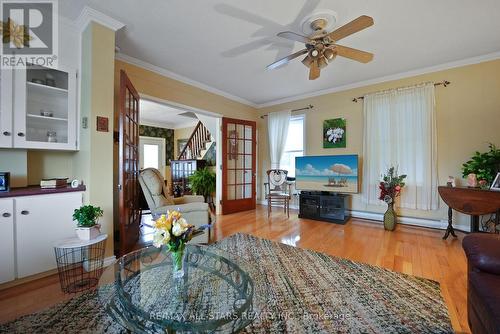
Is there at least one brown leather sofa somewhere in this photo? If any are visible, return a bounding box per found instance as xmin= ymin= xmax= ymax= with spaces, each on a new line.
xmin=462 ymin=233 xmax=500 ymax=334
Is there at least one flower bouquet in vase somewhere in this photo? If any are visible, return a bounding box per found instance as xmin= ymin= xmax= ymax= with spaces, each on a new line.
xmin=152 ymin=210 xmax=206 ymax=278
xmin=379 ymin=167 xmax=407 ymax=231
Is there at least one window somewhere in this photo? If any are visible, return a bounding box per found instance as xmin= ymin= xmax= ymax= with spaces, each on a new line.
xmin=139 ymin=136 xmax=166 ymax=176
xmin=362 ymin=83 xmax=438 ymax=210
xmin=280 ymin=115 xmax=304 ymax=177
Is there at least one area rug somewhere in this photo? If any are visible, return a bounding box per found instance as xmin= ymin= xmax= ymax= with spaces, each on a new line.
xmin=0 ymin=233 xmax=453 ymax=333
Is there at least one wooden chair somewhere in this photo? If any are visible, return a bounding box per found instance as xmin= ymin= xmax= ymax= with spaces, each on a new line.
xmin=264 ymin=169 xmax=292 ymax=218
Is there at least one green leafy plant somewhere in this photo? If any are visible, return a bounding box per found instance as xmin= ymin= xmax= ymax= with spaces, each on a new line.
xmin=188 ymin=168 xmax=216 ymax=202
xmin=72 ymin=205 xmax=103 ymax=228
xmin=462 ymin=143 xmax=500 ymax=183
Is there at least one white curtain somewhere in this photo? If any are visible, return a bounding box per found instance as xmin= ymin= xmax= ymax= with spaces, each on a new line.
xmin=268 ymin=110 xmax=291 ymax=169
xmin=362 ymin=83 xmax=439 ymax=210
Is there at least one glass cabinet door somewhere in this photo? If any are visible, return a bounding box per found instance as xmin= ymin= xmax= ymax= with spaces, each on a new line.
xmin=0 ymin=69 xmax=13 ymax=148
xmin=13 ymin=65 xmax=77 ymax=150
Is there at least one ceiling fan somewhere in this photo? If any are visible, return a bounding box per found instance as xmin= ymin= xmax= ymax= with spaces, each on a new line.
xmin=266 ymin=15 xmax=374 ymax=80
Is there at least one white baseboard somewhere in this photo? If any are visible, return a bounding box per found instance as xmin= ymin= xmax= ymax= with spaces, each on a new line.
xmin=258 ymin=201 xmax=466 ymax=232
xmin=103 ymin=256 xmax=116 ymax=267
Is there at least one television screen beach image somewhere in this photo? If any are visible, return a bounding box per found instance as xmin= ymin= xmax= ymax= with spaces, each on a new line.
xmin=295 ymin=155 xmax=359 ymax=193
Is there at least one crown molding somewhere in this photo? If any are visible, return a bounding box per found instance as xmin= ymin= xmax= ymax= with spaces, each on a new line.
xmin=76 ymin=6 xmax=125 ymax=32
xmin=115 ymin=53 xmax=259 ymax=108
xmin=256 ymin=51 xmax=500 ymax=108
xmin=116 ymin=49 xmax=500 ymax=110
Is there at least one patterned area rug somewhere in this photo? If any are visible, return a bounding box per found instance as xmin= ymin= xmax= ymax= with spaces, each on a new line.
xmin=0 ymin=233 xmax=453 ymax=333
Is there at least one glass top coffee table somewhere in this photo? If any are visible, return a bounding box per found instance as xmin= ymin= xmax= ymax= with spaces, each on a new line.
xmin=99 ymin=244 xmax=256 ymax=333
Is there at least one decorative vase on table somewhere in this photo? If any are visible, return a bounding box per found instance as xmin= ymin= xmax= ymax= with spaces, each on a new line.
xmin=170 ymin=243 xmax=186 ymax=279
xmin=153 ymin=210 xmax=207 ymax=279
xmin=383 ymin=201 xmax=396 ymax=231
xmin=379 ymin=167 xmax=407 ymax=232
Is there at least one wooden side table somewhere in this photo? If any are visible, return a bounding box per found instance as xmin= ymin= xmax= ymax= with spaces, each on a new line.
xmin=438 ymin=186 xmax=500 ymax=239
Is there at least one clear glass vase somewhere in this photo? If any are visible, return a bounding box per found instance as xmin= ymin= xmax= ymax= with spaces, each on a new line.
xmin=171 ymin=246 xmax=186 ymax=279
xmin=384 ymin=202 xmax=396 ymax=231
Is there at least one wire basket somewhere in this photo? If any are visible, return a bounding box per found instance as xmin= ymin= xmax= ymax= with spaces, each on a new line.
xmin=54 ymin=235 xmax=107 ymax=293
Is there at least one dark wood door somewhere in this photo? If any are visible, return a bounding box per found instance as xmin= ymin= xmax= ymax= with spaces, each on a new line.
xmin=221 ymin=117 xmax=256 ymax=214
xmin=117 ymin=70 xmax=141 ymax=256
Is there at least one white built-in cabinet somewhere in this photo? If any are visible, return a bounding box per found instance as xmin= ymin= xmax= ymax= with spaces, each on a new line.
xmin=0 ymin=64 xmax=78 ymax=150
xmin=0 ymin=192 xmax=83 ymax=283
xmin=0 ymin=198 xmax=15 ymax=283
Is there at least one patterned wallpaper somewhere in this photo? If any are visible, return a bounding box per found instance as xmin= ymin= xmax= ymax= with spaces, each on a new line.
xmin=139 ymin=125 xmax=174 ymax=165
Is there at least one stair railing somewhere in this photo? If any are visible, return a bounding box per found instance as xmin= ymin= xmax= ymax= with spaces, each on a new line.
xmin=178 ymin=121 xmax=211 ymax=160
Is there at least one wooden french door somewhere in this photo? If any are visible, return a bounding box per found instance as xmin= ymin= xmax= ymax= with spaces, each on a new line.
xmin=221 ymin=117 xmax=256 ymax=214
xmin=117 ymin=70 xmax=141 ymax=256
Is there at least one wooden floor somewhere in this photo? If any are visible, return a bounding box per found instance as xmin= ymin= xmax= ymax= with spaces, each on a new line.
xmin=0 ymin=205 xmax=469 ymax=333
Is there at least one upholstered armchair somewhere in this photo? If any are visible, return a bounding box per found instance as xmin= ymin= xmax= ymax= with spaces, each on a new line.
xmin=462 ymin=233 xmax=500 ymax=334
xmin=138 ymin=168 xmax=210 ymax=243
xmin=264 ymin=169 xmax=293 ymax=218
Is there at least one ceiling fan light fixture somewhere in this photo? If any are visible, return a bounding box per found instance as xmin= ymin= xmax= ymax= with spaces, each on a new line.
xmin=318 ymin=56 xmax=328 ymax=69
xmin=323 ymin=48 xmax=336 ymax=60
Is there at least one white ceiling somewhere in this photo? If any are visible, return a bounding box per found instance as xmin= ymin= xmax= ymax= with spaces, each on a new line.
xmin=61 ymin=0 xmax=500 ymax=106
xmin=140 ymin=99 xmax=198 ymax=129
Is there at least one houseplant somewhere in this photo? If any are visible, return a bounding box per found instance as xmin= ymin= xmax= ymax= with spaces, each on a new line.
xmin=188 ymin=168 xmax=216 ymax=203
xmin=462 ymin=143 xmax=500 ymax=189
xmin=379 ymin=167 xmax=407 ymax=231
xmin=73 ymin=205 xmax=103 ymax=240
xmin=153 ymin=210 xmax=206 ymax=278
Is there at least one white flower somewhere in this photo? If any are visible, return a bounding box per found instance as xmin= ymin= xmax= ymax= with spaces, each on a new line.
xmin=326 ymin=127 xmax=344 ymax=143
xmin=172 ymin=218 xmax=190 ymax=237
xmin=152 ymin=230 xmax=170 ymax=248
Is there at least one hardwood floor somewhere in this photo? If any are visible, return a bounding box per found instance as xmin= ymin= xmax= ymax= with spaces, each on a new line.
xmin=0 ymin=205 xmax=469 ymax=333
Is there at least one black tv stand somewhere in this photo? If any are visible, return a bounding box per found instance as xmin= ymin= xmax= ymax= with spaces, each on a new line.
xmin=298 ymin=191 xmax=350 ymax=224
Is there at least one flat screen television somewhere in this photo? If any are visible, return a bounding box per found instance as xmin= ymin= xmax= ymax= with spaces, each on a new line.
xmin=295 ymin=155 xmax=359 ymax=193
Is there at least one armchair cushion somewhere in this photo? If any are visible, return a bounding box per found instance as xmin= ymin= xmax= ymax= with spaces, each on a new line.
xmin=154 ymin=202 xmax=209 ymax=215
xmin=173 ymin=195 xmax=205 ymax=205
xmin=463 ymin=233 xmax=500 ymax=275
xmin=140 ymin=168 xmax=174 ymax=208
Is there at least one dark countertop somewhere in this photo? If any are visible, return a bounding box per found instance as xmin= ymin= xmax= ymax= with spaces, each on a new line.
xmin=0 ymin=184 xmax=86 ymax=198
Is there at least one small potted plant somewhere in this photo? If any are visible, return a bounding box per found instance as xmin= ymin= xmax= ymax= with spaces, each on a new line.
xmin=73 ymin=205 xmax=103 ymax=240
xmin=188 ymin=168 xmax=216 ymax=204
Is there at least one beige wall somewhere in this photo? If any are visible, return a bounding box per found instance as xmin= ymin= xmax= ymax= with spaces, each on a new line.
xmin=173 ymin=126 xmax=196 ymax=158
xmin=73 ymin=22 xmax=116 ymax=257
xmin=114 ymin=60 xmax=258 ymax=121
xmin=258 ymin=59 xmax=500 ymax=230
xmin=0 ymin=149 xmax=27 ymax=187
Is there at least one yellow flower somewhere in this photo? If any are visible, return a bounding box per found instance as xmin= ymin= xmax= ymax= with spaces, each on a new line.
xmin=168 ymin=210 xmax=182 ymax=221
xmin=154 ymin=214 xmax=172 ymax=231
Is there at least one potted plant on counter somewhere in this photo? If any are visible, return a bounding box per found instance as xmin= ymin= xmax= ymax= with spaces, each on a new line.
xmin=73 ymin=205 xmax=103 ymax=240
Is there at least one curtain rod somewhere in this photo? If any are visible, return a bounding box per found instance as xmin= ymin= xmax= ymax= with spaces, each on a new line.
xmin=260 ymin=105 xmax=314 ymax=119
xmin=352 ymin=80 xmax=451 ymax=103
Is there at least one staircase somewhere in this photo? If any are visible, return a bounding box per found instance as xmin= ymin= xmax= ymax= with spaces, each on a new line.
xmin=178 ymin=121 xmax=213 ymax=160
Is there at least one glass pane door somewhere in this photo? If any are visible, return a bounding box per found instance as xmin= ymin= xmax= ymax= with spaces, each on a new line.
xmin=222 ymin=118 xmax=256 ymax=214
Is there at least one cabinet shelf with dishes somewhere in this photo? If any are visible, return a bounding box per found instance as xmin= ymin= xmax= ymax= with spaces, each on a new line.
xmin=0 ymin=64 xmax=77 ymax=150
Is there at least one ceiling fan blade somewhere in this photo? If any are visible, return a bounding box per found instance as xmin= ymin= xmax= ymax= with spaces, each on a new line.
xmin=277 ymin=31 xmax=311 ymax=44
xmin=309 ymin=59 xmax=320 ymax=80
xmin=266 ymin=49 xmax=308 ymax=70
xmin=334 ymin=45 xmax=374 ymax=63
xmin=327 ymin=15 xmax=374 ymax=42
